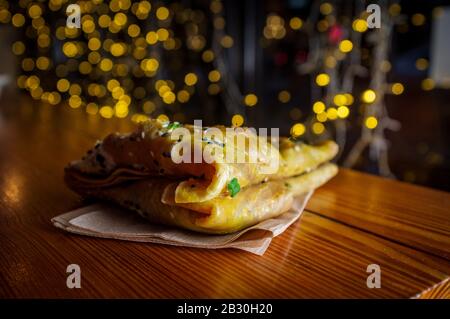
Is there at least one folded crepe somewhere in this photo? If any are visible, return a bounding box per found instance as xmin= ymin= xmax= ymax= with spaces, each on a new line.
xmin=65 ymin=119 xmax=338 ymax=234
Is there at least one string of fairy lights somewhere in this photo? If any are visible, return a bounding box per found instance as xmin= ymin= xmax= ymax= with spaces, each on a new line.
xmin=0 ymin=0 xmax=446 ymax=140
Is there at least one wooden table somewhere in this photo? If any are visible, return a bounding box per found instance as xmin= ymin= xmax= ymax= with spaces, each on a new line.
xmin=1 ymin=95 xmax=449 ymax=298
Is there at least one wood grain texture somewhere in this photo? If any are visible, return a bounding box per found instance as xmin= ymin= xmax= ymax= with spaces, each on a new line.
xmin=0 ymin=95 xmax=449 ymax=298
xmin=307 ymin=169 xmax=450 ymax=260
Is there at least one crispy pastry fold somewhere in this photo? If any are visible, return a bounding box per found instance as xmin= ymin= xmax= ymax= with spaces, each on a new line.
xmin=65 ymin=119 xmax=339 ymax=234
xmin=65 ymin=119 xmax=338 ymax=204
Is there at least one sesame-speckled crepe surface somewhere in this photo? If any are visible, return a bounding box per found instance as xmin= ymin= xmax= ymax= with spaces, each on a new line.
xmin=64 ymin=119 xmax=338 ymax=234
xmin=65 ymin=119 xmax=338 ymax=203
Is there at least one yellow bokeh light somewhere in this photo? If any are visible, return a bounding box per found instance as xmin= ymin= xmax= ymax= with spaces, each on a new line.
xmin=88 ymin=38 xmax=101 ymax=51
xmin=220 ymin=35 xmax=234 ymax=48
xmin=156 ymin=7 xmax=169 ymax=20
xmin=208 ymin=70 xmax=221 ymax=82
xmin=415 ymin=58 xmax=428 ymax=71
xmin=313 ymin=101 xmax=326 ymax=113
xmin=114 ymin=12 xmax=127 ymax=26
xmin=391 ymin=83 xmax=404 ymax=95
xmin=208 ymin=83 xmax=221 ymax=95
xmin=31 ymin=87 xmax=43 ymax=100
xmin=119 ymin=94 xmax=131 ymax=105
xmin=380 ymin=60 xmax=392 ymax=73
xmin=344 ymin=93 xmax=354 ymax=105
xmin=137 ymin=1 xmax=152 ymax=15
xmin=289 ymin=17 xmax=303 ymax=30
xmin=32 ymin=17 xmax=44 ymax=30
xmin=86 ymin=103 xmax=98 ymax=115
xmin=100 ymin=58 xmax=113 ymax=71
xmin=411 ymin=13 xmax=426 ymax=26
xmin=315 ymin=73 xmax=330 ymax=86
xmin=69 ymin=95 xmax=82 ymax=109
xmin=110 ymin=43 xmax=126 ymax=56
xmin=99 ymin=106 xmax=114 ymax=119
xmin=82 ymin=20 xmax=95 ymax=33
xmin=155 ymin=80 xmax=167 ymax=90
xmin=62 ymin=42 xmax=78 ymax=57
xmin=37 ymin=34 xmax=51 ymax=48
xmin=210 ymin=0 xmax=223 ymax=14
xmin=16 ymin=75 xmax=27 ymax=89
xmin=107 ymin=79 xmax=120 ymax=91
xmin=312 ymin=122 xmax=325 ymax=135
xmin=142 ymin=101 xmax=156 ymax=114
xmin=290 ymin=123 xmax=305 ymax=137
xmin=421 ymin=78 xmax=435 ymax=91
xmin=12 ymin=14 xmax=25 ymax=27
xmin=128 ymin=24 xmax=140 ymax=37
xmin=333 ymin=94 xmax=347 ymax=106
xmin=317 ymin=19 xmax=329 ymax=32
xmin=157 ymin=28 xmax=169 ymax=41
xmin=232 ymin=114 xmax=244 ymax=127
xmin=131 ymin=114 xmax=149 ymax=123
xmin=146 ymin=31 xmax=158 ymax=44
xmin=79 ymin=61 xmax=92 ymax=74
xmin=26 ymin=75 xmax=40 ymax=89
xmin=244 ymin=94 xmax=258 ymax=107
xmin=389 ymin=4 xmax=401 ymax=16
xmin=140 ymin=58 xmax=158 ymax=72
xmin=184 ymin=73 xmax=198 ymax=86
xmin=202 ymin=50 xmax=215 ymax=63
xmin=162 ymin=91 xmax=176 ymax=104
xmin=339 ymin=39 xmax=353 ymax=53
xmin=98 ymin=14 xmax=111 ymax=28
xmin=112 ymin=86 xmax=125 ymax=99
xmin=326 ymin=107 xmax=338 ymax=120
xmin=352 ymin=19 xmax=368 ymax=32
xmin=114 ymin=101 xmax=129 ymax=118
xmin=22 ymin=58 xmax=35 ymax=71
xmin=214 ymin=17 xmax=225 ymax=29
xmin=64 ymin=26 xmax=79 ymax=38
xmin=316 ymin=112 xmax=327 ymax=122
xmin=48 ymin=92 xmax=61 ymax=105
xmin=325 ymin=56 xmax=336 ymax=68
xmin=36 ymin=57 xmax=50 ymax=70
xmin=278 ymin=90 xmax=291 ymax=103
xmin=157 ymin=114 xmax=169 ymax=123
xmin=163 ymin=38 xmax=178 ymax=50
xmin=177 ymin=90 xmax=190 ymax=103
xmin=320 ymin=2 xmax=333 ymax=15
xmin=158 ymin=85 xmax=171 ymax=97
xmin=69 ymin=84 xmax=82 ymax=96
xmin=337 ymin=106 xmax=350 ymax=118
xmin=0 ymin=9 xmax=11 ymax=23
xmin=365 ymin=116 xmax=378 ymax=129
xmin=12 ymin=41 xmax=25 ymax=55
xmin=362 ymin=89 xmax=376 ymax=103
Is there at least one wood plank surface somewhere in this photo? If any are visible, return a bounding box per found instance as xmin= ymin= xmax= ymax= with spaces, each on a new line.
xmin=0 ymin=95 xmax=449 ymax=298
xmin=307 ymin=169 xmax=450 ymax=260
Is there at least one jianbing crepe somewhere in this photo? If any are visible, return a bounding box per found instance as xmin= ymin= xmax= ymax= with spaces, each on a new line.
xmin=65 ymin=119 xmax=338 ymax=203
xmin=71 ymin=163 xmax=338 ymax=234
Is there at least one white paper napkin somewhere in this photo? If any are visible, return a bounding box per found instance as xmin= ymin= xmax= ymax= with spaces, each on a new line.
xmin=52 ymin=191 xmax=312 ymax=255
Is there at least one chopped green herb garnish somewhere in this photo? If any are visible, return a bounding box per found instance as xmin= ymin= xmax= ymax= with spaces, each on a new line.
xmin=167 ymin=121 xmax=181 ymax=130
xmin=227 ymin=178 xmax=241 ymax=197
xmin=284 ymin=182 xmax=291 ymax=188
